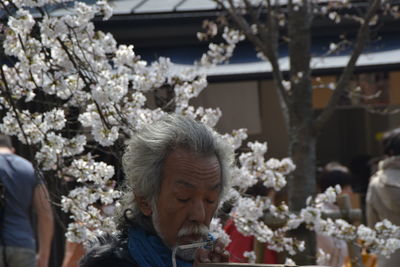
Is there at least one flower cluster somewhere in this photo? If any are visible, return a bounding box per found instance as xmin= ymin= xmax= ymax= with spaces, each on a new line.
xmin=232 ymin=141 xmax=295 ymax=191
xmin=0 ymin=0 xmax=218 ymax=243
xmin=210 ymin=218 xmax=231 ymax=246
xmin=199 ymin=27 xmax=244 ymax=67
xmin=228 ymin=182 xmax=400 ymax=259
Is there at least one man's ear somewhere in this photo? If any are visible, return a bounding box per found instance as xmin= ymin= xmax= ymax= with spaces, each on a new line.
xmin=136 ymin=196 xmax=152 ymax=216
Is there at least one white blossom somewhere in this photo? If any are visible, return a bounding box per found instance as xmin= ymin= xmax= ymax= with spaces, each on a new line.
xmin=243 ymin=251 xmax=256 ymax=263
xmin=316 ymin=248 xmax=331 ymax=266
xmin=210 ymin=218 xmax=231 ymax=246
xmin=284 ymin=257 xmax=296 ymax=266
xmin=2 ymin=0 xmax=400 ymax=255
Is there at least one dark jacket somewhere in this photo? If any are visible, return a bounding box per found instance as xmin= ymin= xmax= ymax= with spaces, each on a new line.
xmin=79 ymin=234 xmax=137 ymax=267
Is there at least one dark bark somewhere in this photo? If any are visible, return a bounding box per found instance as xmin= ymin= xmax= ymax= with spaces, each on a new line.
xmin=286 ymin=1 xmax=317 ymax=264
xmin=286 ymin=0 xmax=316 ymax=211
xmin=289 ymin=225 xmax=317 ymax=265
xmin=288 ymin=123 xmax=317 ymax=265
xmin=288 ymin=126 xmax=316 ymax=211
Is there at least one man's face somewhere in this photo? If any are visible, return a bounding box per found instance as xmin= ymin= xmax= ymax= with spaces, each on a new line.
xmin=153 ymin=148 xmax=221 ymax=248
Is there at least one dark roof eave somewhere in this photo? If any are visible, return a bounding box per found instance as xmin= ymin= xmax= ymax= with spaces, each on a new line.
xmin=93 ymin=9 xmax=223 ymax=23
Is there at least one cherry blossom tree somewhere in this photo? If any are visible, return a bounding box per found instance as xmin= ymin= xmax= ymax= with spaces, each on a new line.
xmin=0 ymin=0 xmax=399 ymax=266
xmin=0 ymin=0 xmax=218 ymax=242
xmin=197 ymin=0 xmax=400 ymax=263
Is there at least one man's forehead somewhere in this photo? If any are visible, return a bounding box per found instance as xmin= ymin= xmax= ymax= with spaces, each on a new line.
xmin=163 ymin=148 xmax=222 ymax=186
xmin=168 ymin=147 xmax=215 ymax=160
xmin=173 ymin=179 xmax=222 ymax=191
xmin=165 ymin=148 xmax=220 ymax=169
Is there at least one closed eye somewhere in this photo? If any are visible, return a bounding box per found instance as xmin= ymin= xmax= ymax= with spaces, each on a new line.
xmin=206 ymin=199 xmax=216 ymax=204
xmin=177 ymin=198 xmax=190 ymax=203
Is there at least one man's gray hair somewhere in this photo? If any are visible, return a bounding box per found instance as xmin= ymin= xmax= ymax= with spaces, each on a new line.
xmin=117 ymin=114 xmax=234 ymax=232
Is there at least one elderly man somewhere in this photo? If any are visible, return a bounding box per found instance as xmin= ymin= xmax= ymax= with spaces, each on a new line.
xmin=81 ymin=114 xmax=233 ymax=267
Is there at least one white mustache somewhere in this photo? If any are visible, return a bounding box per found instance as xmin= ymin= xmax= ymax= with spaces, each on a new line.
xmin=177 ymin=224 xmax=209 ymax=238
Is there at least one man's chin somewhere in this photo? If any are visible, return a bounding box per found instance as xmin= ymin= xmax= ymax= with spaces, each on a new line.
xmin=176 ymin=248 xmax=197 ymax=262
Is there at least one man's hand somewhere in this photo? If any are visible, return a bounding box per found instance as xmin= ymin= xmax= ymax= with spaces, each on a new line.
xmin=194 ymin=239 xmax=229 ymax=265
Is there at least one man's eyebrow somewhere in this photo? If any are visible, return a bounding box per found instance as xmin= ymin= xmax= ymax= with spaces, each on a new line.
xmin=174 ymin=180 xmax=222 ymax=190
xmin=175 ymin=180 xmax=195 ymax=188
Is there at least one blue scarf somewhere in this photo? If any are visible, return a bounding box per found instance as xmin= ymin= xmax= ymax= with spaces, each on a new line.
xmin=128 ymin=227 xmax=193 ymax=267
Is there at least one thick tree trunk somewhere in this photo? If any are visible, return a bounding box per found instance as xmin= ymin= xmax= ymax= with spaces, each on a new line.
xmin=288 ymin=124 xmax=317 ymax=264
xmin=288 ymin=126 xmax=316 ymax=211
xmin=285 ymin=1 xmax=316 ymax=264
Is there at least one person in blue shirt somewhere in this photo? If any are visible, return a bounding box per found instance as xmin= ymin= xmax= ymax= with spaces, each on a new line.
xmin=0 ymin=135 xmax=54 ymax=267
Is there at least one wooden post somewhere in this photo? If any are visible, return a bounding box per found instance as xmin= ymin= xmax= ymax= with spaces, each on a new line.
xmin=337 ymin=194 xmax=363 ymax=267
xmin=259 ymin=213 xmax=287 ymax=263
xmin=253 ymin=239 xmax=265 ymax=263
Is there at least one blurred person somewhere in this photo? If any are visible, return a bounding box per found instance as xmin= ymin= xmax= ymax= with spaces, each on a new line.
xmin=0 ymin=135 xmax=54 ymax=267
xmin=318 ymin=166 xmax=353 ymax=195
xmin=366 ymin=128 xmax=400 ymax=266
xmin=80 ymin=114 xmax=233 ymax=267
xmin=316 ymin=164 xmax=353 ymax=267
xmin=323 ymin=161 xmax=350 ymax=174
xmin=349 ymin=155 xmax=372 ymax=195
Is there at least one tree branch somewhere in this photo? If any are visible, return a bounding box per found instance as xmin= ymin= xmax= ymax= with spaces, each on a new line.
xmin=56 ymin=37 xmax=111 ymax=130
xmin=314 ymin=0 xmax=382 ymax=132
xmin=0 ymin=68 xmax=32 ymax=147
xmin=263 ymin=0 xmax=291 ymax=117
xmin=221 ymin=0 xmax=290 ymax=109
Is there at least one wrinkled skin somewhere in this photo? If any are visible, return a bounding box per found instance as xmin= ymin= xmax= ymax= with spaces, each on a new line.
xmin=138 ymin=148 xmax=229 ymax=264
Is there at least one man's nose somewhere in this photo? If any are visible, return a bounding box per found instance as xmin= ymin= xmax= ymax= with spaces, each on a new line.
xmin=189 ymin=199 xmax=206 ymax=223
